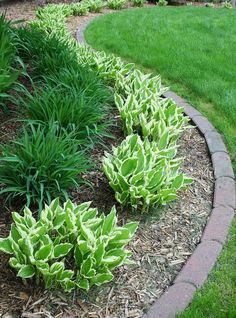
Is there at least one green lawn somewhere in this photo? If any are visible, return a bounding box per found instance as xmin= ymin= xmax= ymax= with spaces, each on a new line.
xmin=85 ymin=6 xmax=236 ymax=317
xmin=85 ymin=6 xmax=236 ymax=171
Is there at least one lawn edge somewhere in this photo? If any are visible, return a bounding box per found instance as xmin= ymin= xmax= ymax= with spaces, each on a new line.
xmin=76 ymin=15 xmax=236 ymax=318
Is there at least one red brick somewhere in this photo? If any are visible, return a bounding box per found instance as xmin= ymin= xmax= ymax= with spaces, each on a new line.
xmin=205 ymin=131 xmax=227 ymax=154
xmin=212 ymin=152 xmax=234 ymax=179
xmin=175 ymin=241 xmax=222 ymax=288
xmin=214 ymin=177 xmax=235 ymax=209
xmin=144 ymin=282 xmax=196 ymax=318
xmin=202 ymin=207 xmax=234 ymax=244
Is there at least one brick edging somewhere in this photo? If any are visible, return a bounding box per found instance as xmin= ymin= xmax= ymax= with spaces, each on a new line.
xmin=76 ymin=16 xmax=236 ymax=318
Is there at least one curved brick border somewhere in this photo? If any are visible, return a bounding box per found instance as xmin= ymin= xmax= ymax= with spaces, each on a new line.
xmin=76 ymin=16 xmax=235 ymax=318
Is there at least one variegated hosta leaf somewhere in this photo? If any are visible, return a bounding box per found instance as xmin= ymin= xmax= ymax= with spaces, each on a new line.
xmin=103 ymin=134 xmax=192 ymax=212
xmin=0 ymin=199 xmax=138 ymax=292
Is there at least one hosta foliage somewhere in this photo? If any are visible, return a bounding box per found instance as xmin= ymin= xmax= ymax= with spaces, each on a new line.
xmin=114 ymin=92 xmax=189 ymax=141
xmin=0 ymin=199 xmax=138 ymax=291
xmin=107 ymin=0 xmax=127 ymax=9
xmin=132 ymin=0 xmax=145 ymax=6
xmin=103 ymin=134 xmax=192 ymax=212
xmin=86 ymin=0 xmax=106 ymax=13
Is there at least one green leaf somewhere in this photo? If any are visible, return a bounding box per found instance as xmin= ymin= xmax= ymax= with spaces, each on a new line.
xmin=123 ymin=222 xmax=139 ymax=237
xmin=53 ymin=213 xmax=65 ymax=229
xmin=35 ymin=244 xmax=53 ymax=260
xmin=54 ymin=243 xmax=73 ymax=258
xmin=94 ymin=242 xmax=105 ymax=265
xmin=58 ymin=270 xmax=74 ymax=282
xmin=35 ymin=261 xmax=49 ymax=275
xmin=9 ymin=257 xmax=22 ymax=269
xmin=121 ymin=158 xmax=138 ymax=176
xmin=9 ymin=225 xmax=21 ymax=243
xmin=172 ymin=174 xmax=184 ymax=189
xmin=77 ymin=239 xmax=91 ymax=255
xmin=183 ymin=177 xmax=193 ymax=186
xmin=102 ymin=255 xmax=120 ymax=265
xmin=63 ymin=279 xmax=76 ymax=292
xmin=0 ymin=238 xmax=13 ymax=254
xmin=102 ymin=206 xmax=117 ymax=235
xmin=77 ymin=278 xmax=89 ymax=290
xmin=117 ymin=174 xmax=129 ymax=191
xmin=17 ymin=265 xmax=35 ymax=279
xmin=92 ymin=272 xmax=113 ymax=286
xmin=81 ymin=257 xmax=93 ymax=277
xmin=50 ymin=262 xmax=64 ymax=275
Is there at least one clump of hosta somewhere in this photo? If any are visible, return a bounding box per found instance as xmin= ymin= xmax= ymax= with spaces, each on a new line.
xmin=77 ymin=45 xmax=135 ymax=83
xmin=70 ymin=3 xmax=89 ymax=16
xmin=107 ymin=0 xmax=127 ymax=9
xmin=158 ymin=0 xmax=168 ymax=6
xmin=103 ymin=134 xmax=192 ymax=212
xmin=132 ymin=0 xmax=146 ymax=6
xmin=36 ymin=4 xmax=72 ymax=19
xmin=115 ymin=93 xmax=189 ymax=142
xmin=114 ymin=69 xmax=165 ymax=97
xmin=0 ymin=199 xmax=138 ymax=292
xmin=86 ymin=0 xmax=106 ymax=12
xmin=221 ymin=1 xmax=233 ymax=8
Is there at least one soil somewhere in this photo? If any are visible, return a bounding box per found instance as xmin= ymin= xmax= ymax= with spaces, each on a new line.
xmin=0 ymin=2 xmax=214 ymax=318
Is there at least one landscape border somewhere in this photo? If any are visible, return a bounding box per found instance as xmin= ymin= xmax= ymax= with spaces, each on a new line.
xmin=76 ymin=17 xmax=235 ymax=318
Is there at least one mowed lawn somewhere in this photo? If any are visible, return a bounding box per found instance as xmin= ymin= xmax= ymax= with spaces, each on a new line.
xmin=85 ymin=6 xmax=236 ymax=170
xmin=85 ymin=7 xmax=236 ymax=318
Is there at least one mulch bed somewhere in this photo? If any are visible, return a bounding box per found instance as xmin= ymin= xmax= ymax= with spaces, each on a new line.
xmin=0 ymin=2 xmax=214 ymax=318
xmin=0 ymin=109 xmax=214 ymax=317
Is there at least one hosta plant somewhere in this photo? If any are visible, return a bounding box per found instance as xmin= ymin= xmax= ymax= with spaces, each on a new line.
xmin=114 ymin=69 xmax=165 ymax=97
xmin=0 ymin=199 xmax=138 ymax=292
xmin=107 ymin=0 xmax=127 ymax=10
xmin=158 ymin=0 xmax=168 ymax=6
xmin=114 ymin=93 xmax=189 ymax=142
xmin=86 ymin=0 xmax=106 ymax=12
xmin=103 ymin=134 xmax=192 ymax=212
xmin=70 ymin=3 xmax=89 ymax=16
xmin=36 ymin=4 xmax=72 ymax=19
xmin=221 ymin=1 xmax=233 ymax=8
xmin=132 ymin=0 xmax=145 ymax=6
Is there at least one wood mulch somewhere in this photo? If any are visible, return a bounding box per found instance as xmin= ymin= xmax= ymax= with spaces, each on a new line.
xmin=0 ymin=2 xmax=214 ymax=318
xmin=0 ymin=113 xmax=214 ymax=317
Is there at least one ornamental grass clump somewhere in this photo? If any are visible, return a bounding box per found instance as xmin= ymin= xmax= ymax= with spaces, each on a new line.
xmin=15 ymin=26 xmax=78 ymax=77
xmin=20 ymin=69 xmax=112 ymax=146
xmin=103 ymin=134 xmax=192 ymax=212
xmin=0 ymin=199 xmax=138 ymax=292
xmin=0 ymin=123 xmax=90 ymax=209
xmin=0 ymin=14 xmax=19 ymax=110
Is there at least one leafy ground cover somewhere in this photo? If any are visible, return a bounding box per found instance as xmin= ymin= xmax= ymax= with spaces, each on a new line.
xmin=85 ymin=6 xmax=236 ymax=317
xmin=85 ymin=6 xmax=236 ymax=171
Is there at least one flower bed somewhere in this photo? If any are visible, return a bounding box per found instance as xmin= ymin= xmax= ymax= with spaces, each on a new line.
xmin=0 ymin=4 xmax=218 ymax=317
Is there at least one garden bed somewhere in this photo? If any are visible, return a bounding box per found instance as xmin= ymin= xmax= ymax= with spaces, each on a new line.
xmin=0 ymin=112 xmax=214 ymax=317
xmin=0 ymin=2 xmax=220 ymax=318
